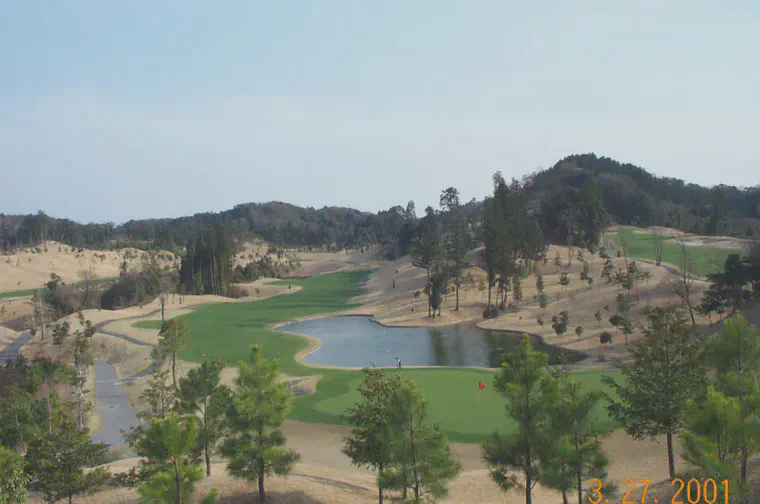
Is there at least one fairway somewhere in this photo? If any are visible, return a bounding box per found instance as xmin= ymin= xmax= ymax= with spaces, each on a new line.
xmin=290 ymin=367 xmax=621 ymax=444
xmin=134 ymin=269 xmax=621 ymax=443
xmin=611 ymin=229 xmax=742 ymax=277
xmin=166 ymin=270 xmax=368 ymax=375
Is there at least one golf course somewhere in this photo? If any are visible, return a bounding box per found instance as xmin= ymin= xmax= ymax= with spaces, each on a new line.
xmin=133 ymin=269 xmax=621 ymax=444
xmin=610 ymin=228 xmax=744 ymax=277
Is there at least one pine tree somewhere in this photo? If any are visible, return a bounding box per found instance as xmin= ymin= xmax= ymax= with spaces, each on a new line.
xmin=681 ymin=386 xmax=749 ymax=497
xmin=178 ymin=358 xmax=231 ymax=477
xmin=512 ymin=274 xmax=523 ymax=308
xmin=135 ymin=414 xmax=211 ymax=504
xmin=579 ymin=262 xmax=590 ymax=288
xmin=221 ymin=345 xmax=300 ymax=503
xmin=440 ymin=187 xmax=471 ymax=311
xmin=543 ymin=369 xmax=612 ymax=504
xmin=410 ymin=230 xmax=443 ymax=318
xmin=25 ymin=410 xmax=109 ymax=504
xmin=70 ymin=311 xmax=96 ymax=431
xmin=157 ymin=319 xmax=190 ymax=389
xmin=600 ymin=259 xmax=614 ymax=283
xmin=703 ymin=314 xmax=760 ymax=485
xmin=343 ymin=369 xmax=404 ymax=504
xmin=539 ymin=293 xmax=549 ymax=310
xmin=603 ymin=307 xmax=706 ymax=477
xmin=535 ymin=270 xmax=544 ymax=294
xmin=0 ymin=446 xmax=29 ymax=504
xmin=379 ymin=379 xmax=460 ymax=501
xmin=483 ymin=336 xmax=555 ymax=504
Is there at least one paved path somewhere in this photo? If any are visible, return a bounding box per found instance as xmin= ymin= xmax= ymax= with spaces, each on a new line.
xmin=0 ymin=331 xmax=32 ymax=365
xmin=92 ymin=360 xmax=140 ymax=447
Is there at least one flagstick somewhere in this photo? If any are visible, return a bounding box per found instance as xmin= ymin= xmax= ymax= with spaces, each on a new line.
xmin=477 ymin=390 xmax=481 ymax=413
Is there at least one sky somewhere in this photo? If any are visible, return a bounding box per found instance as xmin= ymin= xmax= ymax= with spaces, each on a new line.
xmin=1 ymin=1 xmax=759 ymax=224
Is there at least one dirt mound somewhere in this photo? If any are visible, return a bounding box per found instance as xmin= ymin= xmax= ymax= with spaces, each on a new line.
xmin=0 ymin=241 xmax=179 ymax=293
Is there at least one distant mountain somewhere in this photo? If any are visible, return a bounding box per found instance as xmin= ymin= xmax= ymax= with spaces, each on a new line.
xmin=526 ymin=153 xmax=760 ymax=237
xmin=2 ymin=153 xmax=758 ymax=254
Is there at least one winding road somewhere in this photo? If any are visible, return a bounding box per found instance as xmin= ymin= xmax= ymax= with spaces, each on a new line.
xmin=92 ymin=360 xmax=140 ymax=447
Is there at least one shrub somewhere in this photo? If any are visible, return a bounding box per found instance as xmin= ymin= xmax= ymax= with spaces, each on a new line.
xmin=226 ymin=285 xmax=249 ymax=299
xmin=575 ymin=325 xmax=583 ymax=337
xmin=483 ymin=307 xmax=499 ymax=319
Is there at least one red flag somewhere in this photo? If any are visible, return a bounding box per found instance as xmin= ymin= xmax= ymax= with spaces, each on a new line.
xmin=478 ymin=381 xmax=485 ymax=391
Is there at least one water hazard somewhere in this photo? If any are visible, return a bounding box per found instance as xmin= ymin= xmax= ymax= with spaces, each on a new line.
xmin=276 ymin=316 xmax=585 ymax=368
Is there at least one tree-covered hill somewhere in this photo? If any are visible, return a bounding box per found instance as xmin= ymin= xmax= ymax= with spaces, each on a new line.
xmin=526 ymin=153 xmax=760 ymax=237
xmin=2 ymin=153 xmax=758 ymax=255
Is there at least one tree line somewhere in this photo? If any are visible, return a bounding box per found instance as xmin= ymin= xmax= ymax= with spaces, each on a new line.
xmin=5 ymin=154 xmax=757 ymax=257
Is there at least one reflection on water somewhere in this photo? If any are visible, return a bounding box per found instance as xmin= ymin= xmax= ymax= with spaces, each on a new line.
xmin=275 ymin=316 xmax=585 ymax=368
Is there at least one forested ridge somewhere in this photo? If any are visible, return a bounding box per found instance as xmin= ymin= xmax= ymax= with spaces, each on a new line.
xmin=527 ymin=154 xmax=760 ymax=235
xmin=2 ymin=153 xmax=758 ymax=255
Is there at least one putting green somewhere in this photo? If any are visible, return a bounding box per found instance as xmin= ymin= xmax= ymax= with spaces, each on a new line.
xmin=290 ymin=367 xmax=621 ymax=443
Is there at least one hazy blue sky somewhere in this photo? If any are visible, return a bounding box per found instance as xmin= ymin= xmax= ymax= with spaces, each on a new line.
xmin=2 ymin=1 xmax=758 ymax=224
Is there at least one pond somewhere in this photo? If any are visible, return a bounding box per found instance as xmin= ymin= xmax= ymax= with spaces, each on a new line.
xmin=276 ymin=316 xmax=585 ymax=368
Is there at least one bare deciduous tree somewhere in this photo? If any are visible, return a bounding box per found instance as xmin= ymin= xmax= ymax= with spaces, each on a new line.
xmin=661 ymin=238 xmax=697 ymax=327
xmin=652 ymin=227 xmax=664 ymax=266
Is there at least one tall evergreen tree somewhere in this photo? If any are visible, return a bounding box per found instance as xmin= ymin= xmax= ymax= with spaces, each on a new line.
xmin=440 ymin=187 xmax=470 ymax=311
xmin=543 ymin=369 xmax=612 ymax=504
xmin=482 ymin=336 xmax=555 ymax=504
xmin=703 ymin=313 xmax=760 ymax=484
xmin=379 ymin=379 xmax=460 ymax=501
xmin=178 ymin=358 xmax=231 ymax=477
xmin=25 ymin=408 xmax=109 ymax=504
xmin=157 ymin=319 xmax=190 ymax=389
xmin=603 ymin=307 xmax=706 ymax=477
xmin=343 ymin=369 xmax=403 ymax=504
xmin=221 ymin=345 xmax=300 ymax=503
xmin=410 ymin=230 xmax=443 ymax=318
xmin=135 ymin=414 xmax=211 ymax=504
xmin=681 ymin=386 xmax=750 ymax=497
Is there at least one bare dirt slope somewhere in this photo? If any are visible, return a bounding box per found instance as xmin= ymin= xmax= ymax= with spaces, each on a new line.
xmin=345 ymin=243 xmax=712 ymax=365
xmin=28 ymin=424 xmax=677 ymax=504
xmin=0 ymin=241 xmax=178 ymax=292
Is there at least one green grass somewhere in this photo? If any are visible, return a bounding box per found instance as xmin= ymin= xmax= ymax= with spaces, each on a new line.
xmin=130 ymin=268 xmax=621 ymax=443
xmin=175 ymin=270 xmax=369 ymax=376
xmin=0 ymin=276 xmax=119 ymax=299
xmin=0 ymin=287 xmax=42 ymax=299
xmin=611 ymin=229 xmax=743 ymax=277
xmin=133 ymin=320 xmax=162 ymax=330
xmin=290 ymin=367 xmax=622 ymax=444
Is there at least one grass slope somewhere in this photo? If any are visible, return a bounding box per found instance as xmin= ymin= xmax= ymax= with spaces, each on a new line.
xmin=139 ymin=269 xmax=620 ymax=443
xmin=611 ymin=229 xmax=741 ymax=277
xmin=0 ymin=287 xmax=40 ymax=299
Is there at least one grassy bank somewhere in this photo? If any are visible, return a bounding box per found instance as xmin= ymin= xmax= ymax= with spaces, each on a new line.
xmin=0 ymin=287 xmax=41 ymax=299
xmin=610 ymin=229 xmax=742 ymax=277
xmin=0 ymin=276 xmax=118 ymax=300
